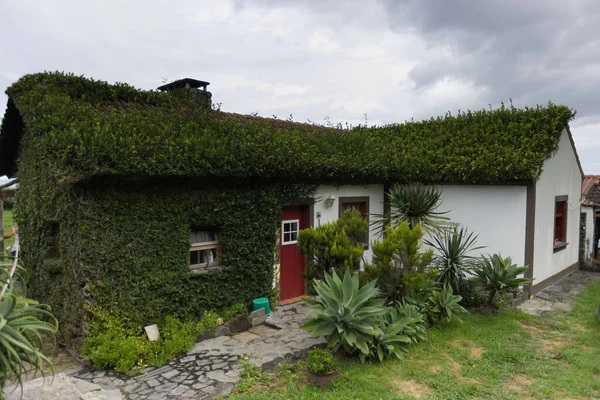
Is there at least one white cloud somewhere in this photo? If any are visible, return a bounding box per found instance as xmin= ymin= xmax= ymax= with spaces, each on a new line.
xmin=1 ymin=0 xmax=600 ymax=172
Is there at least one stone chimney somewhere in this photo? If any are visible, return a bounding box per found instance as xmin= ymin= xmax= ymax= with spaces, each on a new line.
xmin=157 ymin=78 xmax=212 ymax=108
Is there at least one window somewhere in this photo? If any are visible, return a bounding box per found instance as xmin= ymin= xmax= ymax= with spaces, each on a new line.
xmin=281 ymin=219 xmax=299 ymax=245
xmin=554 ymin=196 xmax=568 ymax=251
xmin=339 ymin=196 xmax=369 ymax=247
xmin=189 ymin=229 xmax=221 ymax=269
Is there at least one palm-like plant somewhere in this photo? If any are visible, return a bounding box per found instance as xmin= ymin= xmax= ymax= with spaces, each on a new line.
xmin=427 ymin=285 xmax=467 ymax=323
xmin=472 ymin=254 xmax=534 ymax=306
xmin=0 ymin=257 xmax=57 ymax=394
xmin=374 ymin=183 xmax=453 ymax=235
xmin=301 ymin=269 xmax=387 ymax=359
xmin=425 ymin=227 xmax=484 ymax=293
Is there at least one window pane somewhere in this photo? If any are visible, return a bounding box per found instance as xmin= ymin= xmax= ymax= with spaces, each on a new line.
xmin=206 ymin=231 xmax=216 ymax=242
xmin=291 ymin=222 xmax=298 ymax=233
xmin=190 ymin=251 xmax=198 ymax=265
xmin=291 ymin=232 xmax=297 ymax=241
xmin=197 ymin=231 xmax=207 ymax=242
xmin=284 ymin=233 xmax=291 ymax=242
xmin=208 ymin=248 xmax=216 ymax=262
xmin=199 ymin=250 xmax=206 ymax=264
xmin=283 ymin=223 xmax=290 ymax=233
xmin=189 ymin=232 xmax=198 ymax=244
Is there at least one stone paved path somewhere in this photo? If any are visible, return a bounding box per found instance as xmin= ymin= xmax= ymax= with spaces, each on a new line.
xmin=518 ymin=271 xmax=600 ymax=315
xmin=68 ymin=302 xmax=324 ymax=400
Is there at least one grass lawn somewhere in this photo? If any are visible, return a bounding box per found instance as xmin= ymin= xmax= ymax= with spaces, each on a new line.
xmin=229 ymin=280 xmax=600 ymax=399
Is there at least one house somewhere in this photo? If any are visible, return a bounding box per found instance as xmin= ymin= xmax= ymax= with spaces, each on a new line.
xmin=580 ymin=175 xmax=600 ymax=264
xmin=0 ymin=72 xmax=582 ymax=345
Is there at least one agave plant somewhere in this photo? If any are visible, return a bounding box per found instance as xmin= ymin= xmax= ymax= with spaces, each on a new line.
xmin=0 ymin=259 xmax=57 ymax=393
xmin=425 ymin=227 xmax=484 ymax=293
xmin=301 ymin=269 xmax=387 ymax=358
xmin=394 ymin=302 xmax=427 ymax=344
xmin=472 ymin=254 xmax=534 ymax=306
xmin=427 ymin=285 xmax=467 ymax=323
xmin=373 ymin=183 xmax=453 ymax=235
xmin=368 ymin=318 xmax=412 ymax=362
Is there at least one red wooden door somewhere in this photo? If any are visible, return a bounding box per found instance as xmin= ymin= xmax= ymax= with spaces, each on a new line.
xmin=280 ymin=205 xmax=308 ymax=301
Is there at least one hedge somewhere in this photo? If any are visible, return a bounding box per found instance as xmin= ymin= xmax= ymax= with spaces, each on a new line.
xmin=4 ymin=72 xmax=575 ymax=184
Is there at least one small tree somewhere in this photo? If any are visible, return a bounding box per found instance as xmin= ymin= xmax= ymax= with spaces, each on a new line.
xmin=297 ymin=210 xmax=367 ymax=284
xmin=363 ymin=222 xmax=433 ymax=303
xmin=373 ymin=183 xmax=453 ymax=235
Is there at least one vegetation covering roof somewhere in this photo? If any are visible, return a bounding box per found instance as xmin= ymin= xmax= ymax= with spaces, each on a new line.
xmin=0 ymin=72 xmax=576 ymax=184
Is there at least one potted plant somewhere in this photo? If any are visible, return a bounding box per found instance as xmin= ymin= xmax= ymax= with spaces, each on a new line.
xmin=306 ymin=348 xmax=336 ymax=387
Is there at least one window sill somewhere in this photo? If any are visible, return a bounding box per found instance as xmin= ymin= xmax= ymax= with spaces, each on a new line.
xmin=189 ymin=265 xmax=223 ymax=275
xmin=553 ymin=242 xmax=568 ymax=253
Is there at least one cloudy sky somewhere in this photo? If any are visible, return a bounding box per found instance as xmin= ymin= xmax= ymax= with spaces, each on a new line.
xmin=1 ymin=0 xmax=600 ymax=182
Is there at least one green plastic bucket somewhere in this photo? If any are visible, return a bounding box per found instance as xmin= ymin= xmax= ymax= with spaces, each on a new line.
xmin=252 ymin=297 xmax=271 ymax=315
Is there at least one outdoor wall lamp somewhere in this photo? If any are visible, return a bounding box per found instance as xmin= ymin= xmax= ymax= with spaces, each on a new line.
xmin=324 ymin=194 xmax=336 ymax=209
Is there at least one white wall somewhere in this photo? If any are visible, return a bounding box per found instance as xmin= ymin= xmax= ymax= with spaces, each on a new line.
xmin=582 ymin=205 xmax=595 ymax=260
xmin=533 ymin=128 xmax=582 ymax=283
xmin=431 ymin=185 xmax=528 ymax=265
xmin=314 ymin=184 xmax=385 ymax=262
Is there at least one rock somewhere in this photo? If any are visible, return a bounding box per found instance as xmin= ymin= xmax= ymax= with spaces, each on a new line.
xmin=3 ymin=374 xmax=82 ymax=400
xmin=212 ymin=361 xmax=228 ymax=370
xmin=205 ymin=382 xmax=234 ymax=397
xmin=70 ymin=377 xmax=102 ymax=393
xmin=161 ymin=369 xmax=180 ymax=379
xmin=92 ymin=377 xmax=116 ymax=390
xmin=146 ymin=378 xmax=160 ymax=387
xmin=196 ymin=328 xmax=215 ymax=342
xmin=229 ymin=314 xmax=251 ymax=333
xmin=249 ymin=308 xmax=266 ymax=326
xmin=180 ymin=355 xmax=196 ymax=363
xmin=207 ymin=370 xmax=238 ymax=383
xmin=215 ymin=325 xmax=231 ymax=337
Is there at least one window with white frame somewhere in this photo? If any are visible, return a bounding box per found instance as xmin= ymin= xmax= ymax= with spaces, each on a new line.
xmin=189 ymin=230 xmax=221 ymax=269
xmin=281 ymin=219 xmax=299 ymax=245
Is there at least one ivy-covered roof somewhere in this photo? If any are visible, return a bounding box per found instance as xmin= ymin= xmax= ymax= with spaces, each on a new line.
xmin=0 ymin=72 xmax=577 ymax=184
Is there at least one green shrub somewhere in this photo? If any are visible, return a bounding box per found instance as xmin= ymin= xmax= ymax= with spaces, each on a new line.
xmin=82 ymin=310 xmax=226 ymax=373
xmin=363 ymin=222 xmax=433 ymax=303
xmin=394 ymin=302 xmax=427 ymax=344
xmin=425 ymin=227 xmax=484 ymax=294
xmin=427 ymin=285 xmax=467 ymax=324
xmin=368 ymin=303 xmax=428 ymax=362
xmin=301 ymin=269 xmax=386 ymax=360
xmin=472 ymin=254 xmax=533 ymax=306
xmin=219 ymin=303 xmax=247 ymax=321
xmin=306 ymin=349 xmax=335 ymax=375
xmin=298 ymin=210 xmax=367 ymax=283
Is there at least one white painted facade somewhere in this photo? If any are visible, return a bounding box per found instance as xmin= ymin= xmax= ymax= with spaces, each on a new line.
xmin=533 ymin=128 xmax=582 ymax=283
xmin=581 ymin=205 xmax=595 ymax=261
xmin=313 ymin=184 xmax=385 ymax=262
xmin=309 ymin=128 xmax=582 ymax=289
xmin=433 ymin=185 xmax=528 ymax=265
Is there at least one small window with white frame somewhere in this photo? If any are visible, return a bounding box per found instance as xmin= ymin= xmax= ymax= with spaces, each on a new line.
xmin=281 ymin=219 xmax=299 ymax=245
xmin=189 ymin=229 xmax=221 ymax=269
